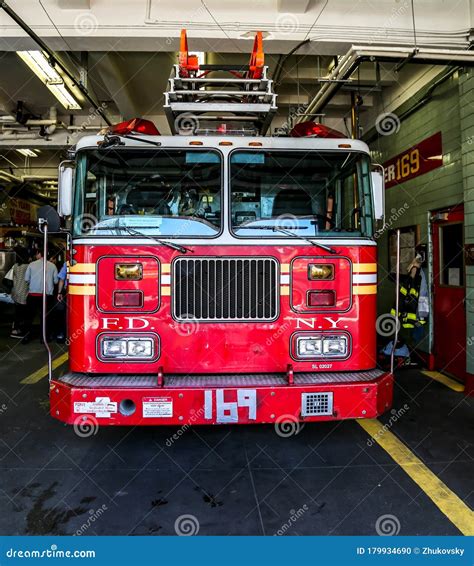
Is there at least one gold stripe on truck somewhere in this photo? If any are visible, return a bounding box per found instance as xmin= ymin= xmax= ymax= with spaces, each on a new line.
xmin=69 ymin=285 xmax=96 ymax=296
xmin=353 ymin=263 xmax=377 ymax=273
xmin=69 ymin=263 xmax=96 ymax=273
xmin=353 ymin=285 xmax=377 ymax=295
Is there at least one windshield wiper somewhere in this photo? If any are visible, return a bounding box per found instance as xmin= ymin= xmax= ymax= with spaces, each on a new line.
xmin=98 ymin=133 xmax=162 ymax=149
xmin=101 ymin=221 xmax=192 ymax=253
xmin=237 ymin=225 xmax=336 ymax=254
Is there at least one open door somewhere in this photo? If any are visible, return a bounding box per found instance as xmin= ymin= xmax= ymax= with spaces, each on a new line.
xmin=431 ymin=205 xmax=466 ymax=381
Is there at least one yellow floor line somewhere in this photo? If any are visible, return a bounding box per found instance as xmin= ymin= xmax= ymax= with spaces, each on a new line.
xmin=21 ymin=352 xmax=69 ymax=385
xmin=358 ymin=419 xmax=474 ymax=536
xmin=421 ymin=370 xmax=465 ymax=393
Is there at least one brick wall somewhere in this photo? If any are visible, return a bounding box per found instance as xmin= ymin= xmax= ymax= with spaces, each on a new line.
xmin=459 ymin=68 xmax=474 ymax=374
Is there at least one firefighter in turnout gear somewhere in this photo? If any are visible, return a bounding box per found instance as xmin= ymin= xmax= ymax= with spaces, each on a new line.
xmin=391 ymin=253 xmax=429 ymax=329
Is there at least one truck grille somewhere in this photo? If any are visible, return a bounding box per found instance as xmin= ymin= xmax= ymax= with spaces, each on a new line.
xmin=173 ymin=257 xmax=279 ymax=322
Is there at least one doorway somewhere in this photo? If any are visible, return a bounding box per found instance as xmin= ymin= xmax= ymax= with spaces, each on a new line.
xmin=431 ymin=205 xmax=466 ymax=381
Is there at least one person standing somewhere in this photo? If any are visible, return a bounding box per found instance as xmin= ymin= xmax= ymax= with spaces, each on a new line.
xmin=7 ymin=247 xmax=30 ymax=339
xmin=22 ymin=249 xmax=58 ymax=344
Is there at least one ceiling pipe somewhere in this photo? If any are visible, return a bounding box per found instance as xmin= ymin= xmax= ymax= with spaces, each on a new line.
xmin=24 ymin=120 xmax=57 ymax=126
xmin=297 ymin=45 xmax=474 ymax=123
xmin=0 ymin=1 xmax=112 ymax=126
xmin=0 ymin=133 xmax=43 ymax=140
xmin=45 ymin=106 xmax=57 ymax=135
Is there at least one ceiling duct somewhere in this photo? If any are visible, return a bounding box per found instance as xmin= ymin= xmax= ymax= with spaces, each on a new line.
xmin=298 ymin=45 xmax=474 ymax=121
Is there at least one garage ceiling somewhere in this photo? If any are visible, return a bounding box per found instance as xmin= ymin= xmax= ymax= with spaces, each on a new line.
xmin=0 ymin=0 xmax=472 ymax=199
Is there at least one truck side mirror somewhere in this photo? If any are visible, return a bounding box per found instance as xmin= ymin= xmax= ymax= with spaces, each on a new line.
xmin=371 ymin=168 xmax=385 ymax=222
xmin=37 ymin=205 xmax=61 ymax=233
xmin=58 ymin=161 xmax=74 ymax=217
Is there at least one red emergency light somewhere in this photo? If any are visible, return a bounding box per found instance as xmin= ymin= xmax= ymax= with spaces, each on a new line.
xmin=109 ymin=118 xmax=160 ymax=136
xmin=290 ymin=121 xmax=345 ymax=139
xmin=307 ymin=290 xmax=336 ymax=307
xmin=113 ymin=290 xmax=144 ymax=308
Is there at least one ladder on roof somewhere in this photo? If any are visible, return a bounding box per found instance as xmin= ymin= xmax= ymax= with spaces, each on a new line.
xmin=164 ymin=29 xmax=278 ymax=136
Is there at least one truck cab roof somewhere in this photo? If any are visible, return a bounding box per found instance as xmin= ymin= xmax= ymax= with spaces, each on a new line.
xmin=75 ymin=135 xmax=371 ymax=155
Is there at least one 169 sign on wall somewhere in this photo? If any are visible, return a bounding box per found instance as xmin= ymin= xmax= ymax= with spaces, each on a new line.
xmin=383 ymin=131 xmax=443 ymax=189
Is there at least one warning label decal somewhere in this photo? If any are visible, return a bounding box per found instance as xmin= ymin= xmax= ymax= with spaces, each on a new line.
xmin=143 ymin=397 xmax=173 ymax=418
xmin=74 ymin=397 xmax=117 ymax=418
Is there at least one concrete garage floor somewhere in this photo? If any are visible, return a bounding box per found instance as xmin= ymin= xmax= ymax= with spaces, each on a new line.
xmin=0 ymin=322 xmax=472 ymax=536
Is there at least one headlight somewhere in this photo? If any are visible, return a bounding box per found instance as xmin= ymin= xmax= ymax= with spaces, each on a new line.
xmin=103 ymin=339 xmax=127 ymax=358
xmin=297 ymin=336 xmax=322 ymax=357
xmin=322 ymin=336 xmax=347 ymax=356
xmin=294 ymin=334 xmax=349 ymax=359
xmin=127 ymin=339 xmax=153 ymax=358
xmin=101 ymin=337 xmax=155 ymax=359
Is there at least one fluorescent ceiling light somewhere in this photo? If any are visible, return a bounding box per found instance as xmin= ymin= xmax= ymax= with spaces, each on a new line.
xmin=0 ymin=171 xmax=20 ymax=182
xmin=17 ymin=51 xmax=81 ymax=111
xmin=17 ymin=149 xmax=39 ymax=158
xmin=48 ymin=82 xmax=82 ymax=111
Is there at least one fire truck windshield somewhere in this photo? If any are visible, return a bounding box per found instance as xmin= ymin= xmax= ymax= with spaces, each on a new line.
xmin=230 ymin=150 xmax=374 ymax=238
xmin=73 ymin=148 xmax=222 ymax=237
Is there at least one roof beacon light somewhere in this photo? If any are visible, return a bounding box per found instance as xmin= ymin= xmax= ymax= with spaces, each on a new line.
xmin=109 ymin=118 xmax=160 ymax=136
xmin=290 ymin=121 xmax=346 ymax=139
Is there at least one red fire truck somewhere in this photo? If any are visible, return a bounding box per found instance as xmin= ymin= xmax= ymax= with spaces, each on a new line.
xmin=45 ymin=32 xmax=392 ymax=426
